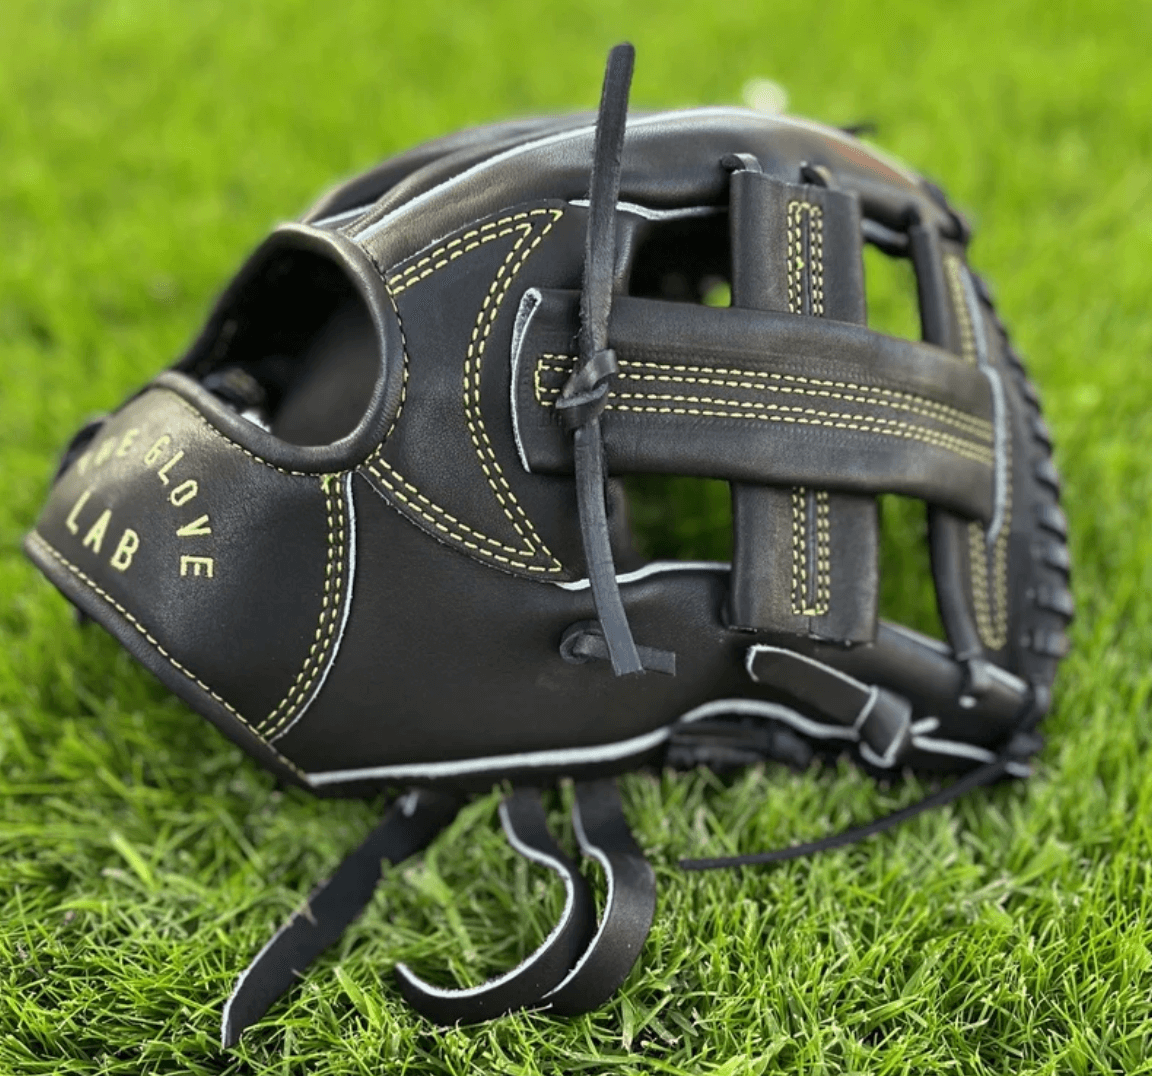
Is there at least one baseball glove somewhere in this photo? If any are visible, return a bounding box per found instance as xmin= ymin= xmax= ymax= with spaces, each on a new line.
xmin=25 ymin=44 xmax=1072 ymax=1044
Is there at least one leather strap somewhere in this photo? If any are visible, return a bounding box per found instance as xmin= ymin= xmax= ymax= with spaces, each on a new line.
xmin=514 ymin=290 xmax=997 ymax=521
xmin=544 ymin=780 xmax=657 ymax=1016
xmin=395 ymin=787 xmax=594 ymax=1024
xmin=554 ymin=42 xmax=645 ymax=676
xmin=397 ymin=780 xmax=657 ymax=1023
xmin=560 ymin=621 xmax=676 ymax=675
xmin=220 ymin=788 xmax=460 ymax=1048
xmin=679 ymin=736 xmax=1040 ymax=871
xmin=747 ymin=646 xmax=913 ymax=768
xmin=726 ymin=160 xmax=879 ymax=641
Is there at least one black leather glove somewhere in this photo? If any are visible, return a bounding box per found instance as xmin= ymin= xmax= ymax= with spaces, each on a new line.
xmin=25 ymin=44 xmax=1071 ymax=1045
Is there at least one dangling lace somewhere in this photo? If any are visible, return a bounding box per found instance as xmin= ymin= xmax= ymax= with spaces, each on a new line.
xmin=555 ymin=43 xmax=667 ymax=677
xmin=679 ymin=732 xmax=1040 ymax=871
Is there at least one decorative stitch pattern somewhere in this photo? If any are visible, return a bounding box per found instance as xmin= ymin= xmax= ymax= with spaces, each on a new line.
xmin=790 ymin=488 xmax=831 ymax=616
xmin=787 ymin=201 xmax=824 ymax=317
xmin=386 ymin=210 xmax=559 ymax=295
xmin=945 ymin=256 xmax=977 ymax=368
xmin=363 ymin=455 xmax=558 ymax=570
xmin=815 ymin=490 xmax=830 ymax=613
xmin=258 ymin=475 xmax=347 ymax=737
xmin=460 ymin=216 xmax=560 ymax=555
xmin=534 ymin=361 xmax=994 ymax=465
xmin=787 ymin=199 xmax=831 ymax=621
xmin=967 ymin=453 xmax=1012 ymax=650
xmin=381 ymin=281 xmax=409 ymax=442
xmin=536 ymin=356 xmax=993 ymax=439
xmin=26 ymin=532 xmax=307 ymax=781
xmin=361 ymin=209 xmax=565 ymax=576
xmin=948 ymin=253 xmax=1011 ymax=650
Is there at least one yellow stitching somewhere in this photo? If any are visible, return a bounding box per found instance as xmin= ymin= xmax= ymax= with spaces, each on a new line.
xmin=627 ymin=359 xmax=990 ymax=434
xmin=605 ymin=400 xmax=993 ymax=464
xmin=947 ymin=254 xmax=1010 ymax=649
xmin=608 ymin=389 xmax=991 ymax=457
xmin=788 ymin=202 xmax=830 ymax=615
xmin=813 ymin=209 xmax=824 ymax=315
xmin=27 ymin=532 xmax=307 ymax=781
xmin=159 ymin=391 xmax=337 ymax=479
xmin=364 ymin=457 xmax=556 ymax=561
xmin=537 ymin=357 xmax=992 ymax=439
xmin=945 ymin=256 xmax=977 ymax=367
xmin=364 ymin=210 xmax=565 ymax=576
xmin=463 ymin=223 xmax=537 ymax=548
xmin=815 ymin=489 xmax=830 ymax=615
xmin=790 ymin=489 xmax=831 ymax=617
xmin=536 ymin=355 xmax=992 ymax=437
xmin=588 ymin=388 xmax=991 ymax=463
xmin=363 ymin=458 xmax=559 ymax=573
xmin=534 ymin=361 xmax=991 ymax=463
xmin=791 ymin=487 xmax=807 ymax=615
xmin=381 ymin=282 xmax=409 ymax=443
xmin=787 ymin=201 xmax=824 ymax=317
xmin=259 ymin=476 xmax=347 ymax=737
xmin=969 ymin=444 xmax=1011 ymax=651
xmin=387 ymin=210 xmax=560 ymax=294
xmin=622 ymin=370 xmax=987 ymax=437
xmin=460 ymin=211 xmax=562 ymax=563
xmin=968 ymin=520 xmax=992 ymax=646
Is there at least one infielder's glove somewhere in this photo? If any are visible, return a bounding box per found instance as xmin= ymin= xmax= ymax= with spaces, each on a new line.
xmin=25 ymin=44 xmax=1072 ymax=1044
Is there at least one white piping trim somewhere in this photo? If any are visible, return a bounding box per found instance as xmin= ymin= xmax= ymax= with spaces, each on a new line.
xmin=910 ymin=735 xmax=997 ymax=764
xmin=305 ymin=697 xmax=1005 ymax=787
xmin=859 ymin=742 xmax=895 ymax=769
xmin=568 ymin=198 xmax=722 ymax=222
xmin=678 ymin=698 xmax=1001 ymax=769
xmin=509 ymin=288 xmax=543 ymax=474
xmin=852 ymin=688 xmax=881 ymax=731
xmin=554 ymin=559 xmax=730 ymax=592
xmin=271 ymin=472 xmax=358 ymax=743
xmin=311 ymin=204 xmax=373 ymax=229
xmin=304 ymin=723 xmax=671 ymax=786
xmin=353 ymin=108 xmax=915 ymax=247
xmin=354 ymin=109 xmax=752 ymax=243
xmin=394 ymin=799 xmax=577 ymax=1001
xmin=982 ymin=661 xmax=1028 ymax=694
xmin=744 ymin=644 xmax=871 ymax=695
xmin=679 ymin=697 xmax=998 ymax=769
xmin=883 ymin=621 xmax=953 ymax=657
xmin=221 ymin=915 xmax=298 ymax=1047
xmin=963 ymin=268 xmax=1009 ymax=548
xmin=675 ymin=697 xmax=858 ymax=742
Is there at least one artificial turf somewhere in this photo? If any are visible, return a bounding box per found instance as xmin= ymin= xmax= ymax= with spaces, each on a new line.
xmin=2 ymin=1 xmax=1150 ymax=1072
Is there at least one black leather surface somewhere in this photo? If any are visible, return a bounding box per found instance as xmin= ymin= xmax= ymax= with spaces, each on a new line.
xmin=26 ymin=101 xmax=1070 ymax=794
xmin=350 ymin=110 xmax=957 ymax=275
xmin=274 ymin=474 xmax=743 ymax=775
xmin=544 ymin=780 xmax=656 ymax=1016
xmin=515 ymin=289 xmax=996 ymax=521
xmin=29 ymin=389 xmax=332 ymax=731
xmin=726 ymin=164 xmax=878 ymax=642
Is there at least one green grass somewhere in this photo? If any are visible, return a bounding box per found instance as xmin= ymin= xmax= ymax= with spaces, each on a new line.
xmin=2 ymin=1 xmax=1151 ymax=1072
